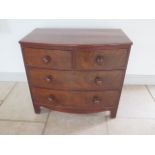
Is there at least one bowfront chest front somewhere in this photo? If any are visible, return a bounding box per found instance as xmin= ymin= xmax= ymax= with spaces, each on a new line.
xmin=19 ymin=28 xmax=132 ymax=118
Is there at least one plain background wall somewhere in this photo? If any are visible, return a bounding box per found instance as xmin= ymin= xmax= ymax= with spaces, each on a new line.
xmin=0 ymin=19 xmax=155 ymax=77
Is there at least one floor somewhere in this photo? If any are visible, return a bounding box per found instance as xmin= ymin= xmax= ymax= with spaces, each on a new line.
xmin=0 ymin=82 xmax=155 ymax=135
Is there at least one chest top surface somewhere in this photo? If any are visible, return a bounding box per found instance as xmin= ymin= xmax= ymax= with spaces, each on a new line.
xmin=19 ymin=28 xmax=132 ymax=48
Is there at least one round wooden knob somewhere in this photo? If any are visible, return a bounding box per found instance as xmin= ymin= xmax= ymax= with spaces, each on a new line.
xmin=96 ymin=56 xmax=104 ymax=65
xmin=45 ymin=75 xmax=53 ymax=82
xmin=42 ymin=55 xmax=51 ymax=64
xmin=48 ymin=95 xmax=55 ymax=102
xmin=92 ymin=96 xmax=101 ymax=104
xmin=95 ymin=77 xmax=103 ymax=86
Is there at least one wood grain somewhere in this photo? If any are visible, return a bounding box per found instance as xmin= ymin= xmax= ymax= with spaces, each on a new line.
xmin=32 ymin=87 xmax=119 ymax=109
xmin=19 ymin=28 xmax=132 ymax=48
xmin=24 ymin=48 xmax=72 ymax=69
xmin=28 ymin=68 xmax=124 ymax=90
xmin=75 ymin=49 xmax=128 ymax=70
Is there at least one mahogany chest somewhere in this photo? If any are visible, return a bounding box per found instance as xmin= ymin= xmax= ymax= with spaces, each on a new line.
xmin=19 ymin=28 xmax=132 ymax=118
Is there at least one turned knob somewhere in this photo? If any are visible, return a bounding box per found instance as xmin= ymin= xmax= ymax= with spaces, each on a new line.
xmin=45 ymin=75 xmax=53 ymax=82
xmin=95 ymin=77 xmax=103 ymax=86
xmin=92 ymin=96 xmax=101 ymax=104
xmin=48 ymin=95 xmax=55 ymax=102
xmin=42 ymin=55 xmax=51 ymax=64
xmin=96 ymin=56 xmax=104 ymax=65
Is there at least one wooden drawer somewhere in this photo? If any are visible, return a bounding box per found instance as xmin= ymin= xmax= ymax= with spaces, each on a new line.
xmin=28 ymin=68 xmax=124 ymax=90
xmin=32 ymin=88 xmax=119 ymax=108
xmin=23 ymin=48 xmax=72 ymax=69
xmin=75 ymin=49 xmax=128 ymax=70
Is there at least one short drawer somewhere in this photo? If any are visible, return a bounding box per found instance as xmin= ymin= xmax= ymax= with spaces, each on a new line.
xmin=32 ymin=88 xmax=119 ymax=108
xmin=75 ymin=49 xmax=128 ymax=70
xmin=23 ymin=48 xmax=72 ymax=69
xmin=28 ymin=68 xmax=124 ymax=90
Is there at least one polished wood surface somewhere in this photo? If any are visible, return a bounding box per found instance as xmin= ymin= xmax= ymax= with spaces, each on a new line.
xmin=19 ymin=28 xmax=132 ymax=118
xmin=28 ymin=68 xmax=124 ymax=90
xmin=19 ymin=28 xmax=132 ymax=47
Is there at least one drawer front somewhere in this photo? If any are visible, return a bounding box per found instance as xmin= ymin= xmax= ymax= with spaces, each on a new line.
xmin=75 ymin=49 xmax=128 ymax=70
xmin=32 ymin=88 xmax=119 ymax=108
xmin=28 ymin=68 xmax=124 ymax=90
xmin=23 ymin=48 xmax=72 ymax=69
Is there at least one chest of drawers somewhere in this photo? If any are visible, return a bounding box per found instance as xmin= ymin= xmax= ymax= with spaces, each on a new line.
xmin=19 ymin=28 xmax=132 ymax=118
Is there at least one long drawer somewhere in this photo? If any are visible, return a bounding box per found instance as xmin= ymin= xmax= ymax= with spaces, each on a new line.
xmin=28 ymin=68 xmax=124 ymax=90
xmin=32 ymin=87 xmax=119 ymax=109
